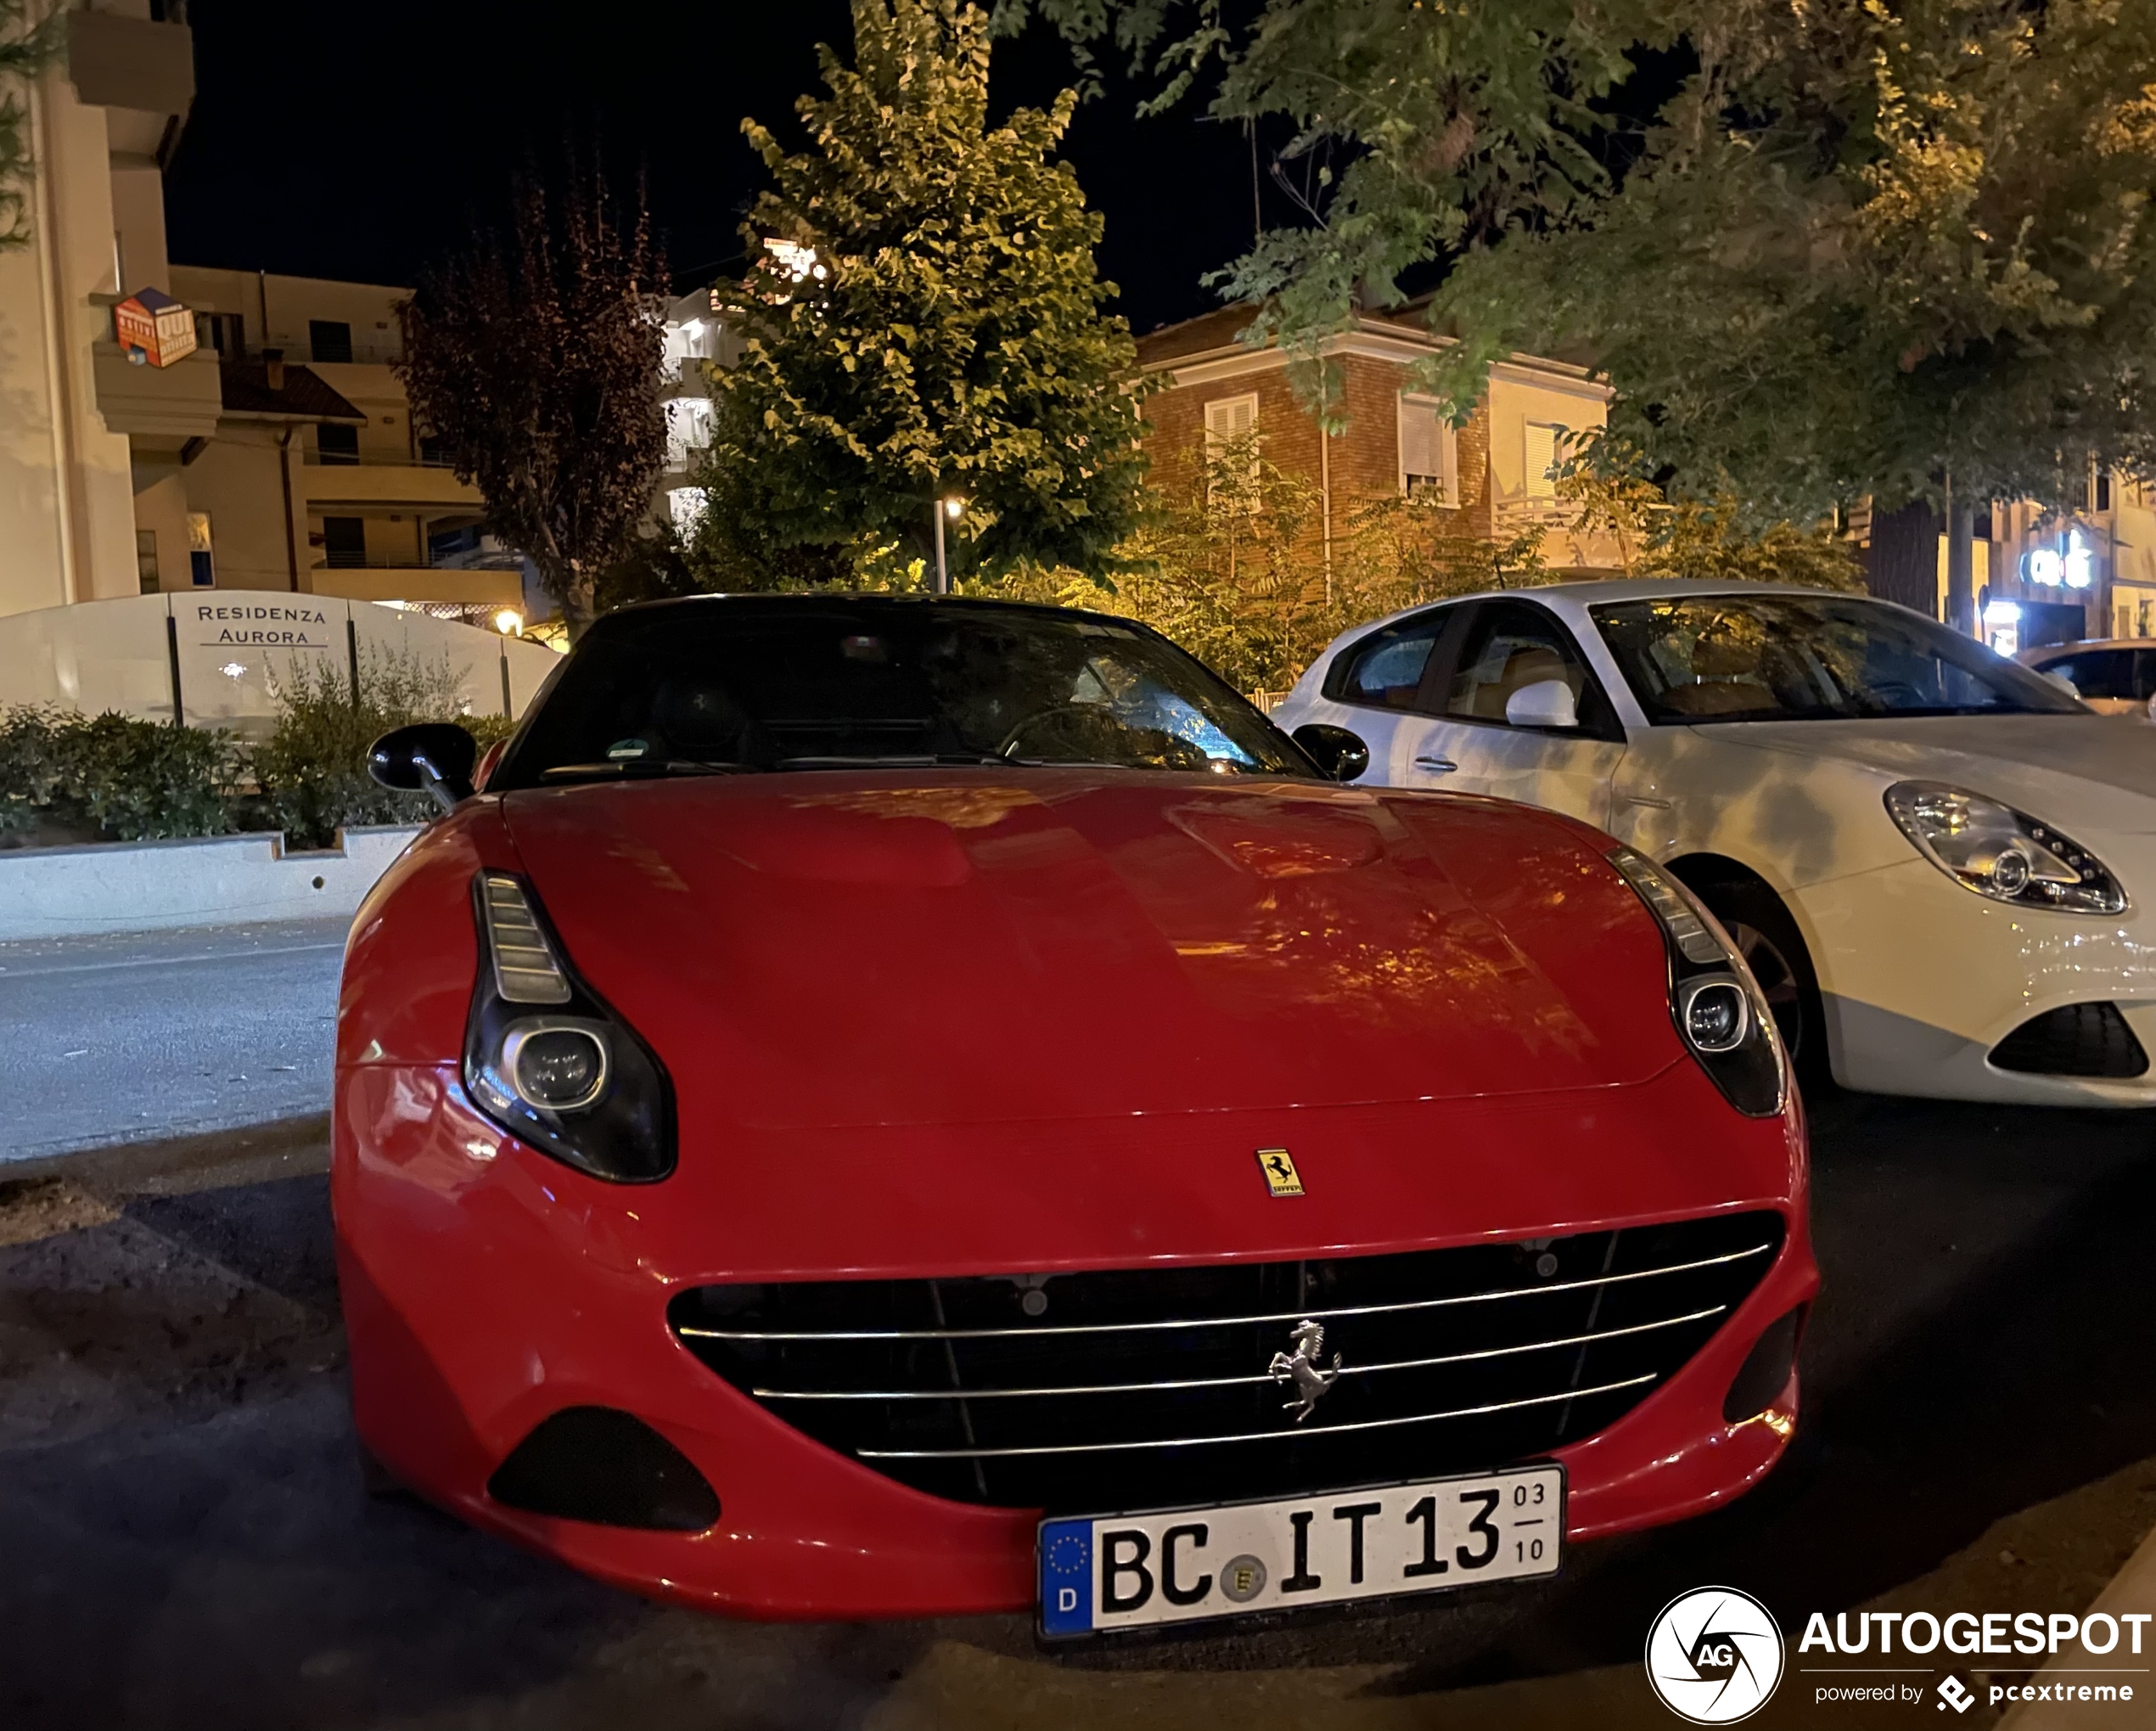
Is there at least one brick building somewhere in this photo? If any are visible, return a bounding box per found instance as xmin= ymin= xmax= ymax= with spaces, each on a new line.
xmin=1134 ymin=306 xmax=1624 ymax=576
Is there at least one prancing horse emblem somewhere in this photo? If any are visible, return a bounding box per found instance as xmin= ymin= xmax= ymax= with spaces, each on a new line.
xmin=1269 ymin=1318 xmax=1343 ymax=1422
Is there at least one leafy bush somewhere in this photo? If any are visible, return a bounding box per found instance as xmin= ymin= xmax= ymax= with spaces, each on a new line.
xmin=250 ymin=648 xmax=514 ymax=849
xmin=0 ymin=705 xmax=237 ymax=842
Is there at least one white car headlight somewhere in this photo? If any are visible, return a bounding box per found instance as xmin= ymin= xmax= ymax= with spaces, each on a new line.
xmin=1884 ymin=782 xmax=2126 ymax=915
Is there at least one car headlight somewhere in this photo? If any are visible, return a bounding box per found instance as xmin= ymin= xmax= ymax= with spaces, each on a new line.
xmin=1884 ymin=783 xmax=2126 ymax=915
xmin=1607 ymin=846 xmax=1787 ymax=1117
xmin=463 ymin=872 xmax=676 ymax=1182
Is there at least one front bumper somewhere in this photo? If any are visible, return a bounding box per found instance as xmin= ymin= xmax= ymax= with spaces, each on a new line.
xmin=334 ymin=1064 xmax=1817 ymax=1620
xmin=1791 ymin=858 xmax=2156 ymax=1106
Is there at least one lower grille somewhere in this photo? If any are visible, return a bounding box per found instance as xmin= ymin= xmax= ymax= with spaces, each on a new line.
xmin=667 ymin=1211 xmax=1784 ymax=1513
xmin=1990 ymin=1003 xmax=2148 ymax=1079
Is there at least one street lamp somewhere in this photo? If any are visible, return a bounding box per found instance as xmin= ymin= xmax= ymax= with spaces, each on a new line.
xmin=934 ymin=495 xmax=963 ymax=595
xmin=493 ymin=609 xmax=524 ymax=637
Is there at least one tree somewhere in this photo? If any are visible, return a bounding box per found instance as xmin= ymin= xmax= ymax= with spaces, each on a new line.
xmin=0 ymin=1 xmax=62 ymax=250
xmin=396 ymin=172 xmax=668 ymax=635
xmin=705 ymin=0 xmax=1151 ymax=583
xmin=1011 ymin=1 xmax=2156 ymax=532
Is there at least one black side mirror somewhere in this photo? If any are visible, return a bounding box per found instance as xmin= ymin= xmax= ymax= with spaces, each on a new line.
xmin=368 ymin=722 xmax=478 ymax=813
xmin=1292 ymin=722 xmax=1370 ymax=784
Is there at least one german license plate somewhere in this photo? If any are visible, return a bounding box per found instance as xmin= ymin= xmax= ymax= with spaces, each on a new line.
xmin=1037 ymin=1464 xmax=1564 ymax=1636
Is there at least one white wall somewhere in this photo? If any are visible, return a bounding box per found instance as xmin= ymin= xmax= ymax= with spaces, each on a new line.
xmin=0 ymin=589 xmax=561 ymax=737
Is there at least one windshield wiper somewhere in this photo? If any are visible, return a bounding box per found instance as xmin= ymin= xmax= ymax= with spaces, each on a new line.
xmin=539 ymin=759 xmax=754 ymax=783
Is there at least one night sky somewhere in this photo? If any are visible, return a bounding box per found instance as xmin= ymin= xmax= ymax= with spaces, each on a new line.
xmin=161 ymin=0 xmax=1271 ymax=336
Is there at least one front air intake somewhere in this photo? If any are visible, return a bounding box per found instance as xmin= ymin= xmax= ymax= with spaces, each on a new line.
xmin=487 ymin=1407 xmax=719 ymax=1531
xmin=1990 ymin=1003 xmax=2148 ymax=1079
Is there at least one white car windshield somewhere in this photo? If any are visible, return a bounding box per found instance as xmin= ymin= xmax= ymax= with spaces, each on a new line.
xmin=1590 ymin=594 xmax=2085 ymax=724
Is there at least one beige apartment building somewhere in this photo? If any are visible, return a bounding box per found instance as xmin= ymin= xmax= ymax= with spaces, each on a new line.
xmin=0 ymin=3 xmax=519 ymax=627
xmin=155 ymin=266 xmax=521 ymax=613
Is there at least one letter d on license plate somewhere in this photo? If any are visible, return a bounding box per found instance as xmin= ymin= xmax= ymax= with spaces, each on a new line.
xmin=1038 ymin=1465 xmax=1563 ymax=1636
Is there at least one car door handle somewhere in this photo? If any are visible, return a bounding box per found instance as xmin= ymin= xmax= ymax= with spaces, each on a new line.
xmin=1414 ymin=756 xmax=1457 ymax=773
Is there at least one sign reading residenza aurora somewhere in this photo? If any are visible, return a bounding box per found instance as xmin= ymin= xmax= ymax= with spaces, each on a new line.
xmin=188 ymin=601 xmax=339 ymax=649
xmin=0 ymin=592 xmax=559 ymax=739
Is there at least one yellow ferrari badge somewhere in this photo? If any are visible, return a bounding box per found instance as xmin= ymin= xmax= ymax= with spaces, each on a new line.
xmin=1255 ymin=1148 xmax=1305 ymax=1197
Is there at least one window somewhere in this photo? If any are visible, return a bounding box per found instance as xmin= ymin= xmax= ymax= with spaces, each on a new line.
xmin=1203 ymin=393 xmax=1260 ymax=497
xmin=187 ymin=513 xmax=214 ymax=587
xmin=492 ymin=601 xmax=1315 ymax=787
xmin=316 ymin=424 xmax=359 ymax=464
xmin=136 ymin=529 xmax=160 ymax=594
xmin=308 ymin=319 xmax=353 ymax=364
xmin=199 ymin=311 xmax=244 ymax=355
xmin=1398 ymin=395 xmax=1458 ymax=504
xmin=665 ymin=397 xmax=715 ymax=469
xmin=1591 ymin=594 xmax=2080 ymax=723
xmin=1444 ymin=601 xmax=1613 ymax=732
xmin=2037 ymin=649 xmax=2136 ymax=701
xmin=322 ymin=517 xmax=368 ymax=568
xmin=1523 ymin=423 xmax=1564 ymax=502
xmin=2097 ymin=469 xmax=2114 ymax=513
xmin=1328 ymin=610 xmax=1451 ymax=711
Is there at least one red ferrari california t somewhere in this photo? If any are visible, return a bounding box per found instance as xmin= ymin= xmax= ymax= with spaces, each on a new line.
xmin=339 ymin=593 xmax=1815 ymax=1634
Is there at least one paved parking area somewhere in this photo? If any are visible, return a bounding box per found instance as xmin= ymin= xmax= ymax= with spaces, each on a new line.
xmin=2 ymin=1086 xmax=2153 ymax=1728
xmin=0 ymin=919 xmax=348 ymax=1165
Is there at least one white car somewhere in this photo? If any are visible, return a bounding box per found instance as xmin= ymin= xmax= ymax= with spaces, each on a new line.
xmin=1272 ymin=580 xmax=2156 ymax=1106
xmin=2015 ymin=638 xmax=2156 ymax=717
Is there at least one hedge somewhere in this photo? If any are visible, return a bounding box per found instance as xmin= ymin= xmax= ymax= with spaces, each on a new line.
xmin=0 ymin=648 xmax=516 ymax=851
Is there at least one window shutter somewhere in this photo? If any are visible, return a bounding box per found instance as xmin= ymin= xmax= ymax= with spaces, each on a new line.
xmin=1204 ymin=393 xmax=1261 ymax=499
xmin=1524 ymin=423 xmax=1561 ymax=501
xmin=1398 ymin=396 xmax=1457 ymax=503
xmin=1204 ymin=394 xmax=1258 ymax=445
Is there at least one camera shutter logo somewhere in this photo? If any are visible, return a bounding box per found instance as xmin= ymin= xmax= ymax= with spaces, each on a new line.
xmin=1644 ymin=1586 xmax=1784 ymax=1723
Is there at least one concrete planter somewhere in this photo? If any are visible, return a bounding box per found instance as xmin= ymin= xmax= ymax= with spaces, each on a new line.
xmin=0 ymin=824 xmax=424 ymax=941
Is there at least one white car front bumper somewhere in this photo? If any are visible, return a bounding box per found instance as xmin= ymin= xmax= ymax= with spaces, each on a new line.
xmin=1790 ymin=856 xmax=2156 ymax=1106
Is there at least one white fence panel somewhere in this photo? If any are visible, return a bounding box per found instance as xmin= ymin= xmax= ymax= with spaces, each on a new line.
xmin=0 ymin=591 xmax=561 ymax=734
xmin=171 ymin=593 xmax=344 ymax=739
xmin=0 ymin=593 xmax=175 ymax=721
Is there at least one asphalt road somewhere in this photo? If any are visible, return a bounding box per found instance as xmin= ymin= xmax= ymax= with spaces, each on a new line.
xmin=3 ymin=1085 xmax=2155 ymax=1730
xmin=0 ymin=919 xmax=348 ymax=1164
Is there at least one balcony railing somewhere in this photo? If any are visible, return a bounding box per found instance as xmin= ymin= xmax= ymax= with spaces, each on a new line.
xmin=304 ymin=448 xmax=458 ymax=469
xmin=316 ymin=553 xmax=524 ymax=571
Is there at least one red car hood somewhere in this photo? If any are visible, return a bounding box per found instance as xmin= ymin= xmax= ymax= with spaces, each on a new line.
xmin=501 ymin=770 xmax=1680 ymax=1135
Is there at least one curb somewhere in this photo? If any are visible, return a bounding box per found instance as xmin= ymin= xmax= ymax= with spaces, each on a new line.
xmin=0 ymin=825 xmax=420 ymax=941
xmin=0 ymin=1114 xmax=332 ymax=1199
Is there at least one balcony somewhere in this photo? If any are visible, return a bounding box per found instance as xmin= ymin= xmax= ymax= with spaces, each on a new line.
xmin=300 ymin=450 xmax=481 ymax=509
xmin=69 ymin=11 xmax=194 ymax=121
xmin=307 ymin=562 xmax=525 ymax=608
xmin=93 ymin=341 xmax=222 ymax=441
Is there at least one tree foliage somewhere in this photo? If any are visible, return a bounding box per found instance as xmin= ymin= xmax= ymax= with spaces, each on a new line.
xmin=397 ymin=172 xmax=668 ymax=633
xmin=0 ymin=0 xmax=60 ymax=251
xmin=1009 ymin=0 xmax=2156 ymax=522
xmin=705 ymin=0 xmax=1151 ymax=582
xmin=250 ymin=649 xmax=514 ymax=849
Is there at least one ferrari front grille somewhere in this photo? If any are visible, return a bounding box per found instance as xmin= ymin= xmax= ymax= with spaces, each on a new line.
xmin=666 ymin=1211 xmax=1785 ymax=1513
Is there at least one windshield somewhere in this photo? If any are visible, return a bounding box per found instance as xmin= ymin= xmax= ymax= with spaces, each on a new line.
xmin=1589 ymin=593 xmax=2085 ymax=724
xmin=491 ymin=598 xmax=1315 ymax=788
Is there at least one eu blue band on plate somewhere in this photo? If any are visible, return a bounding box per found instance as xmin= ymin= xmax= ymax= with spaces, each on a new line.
xmin=1038 ymin=1520 xmax=1093 ymax=1635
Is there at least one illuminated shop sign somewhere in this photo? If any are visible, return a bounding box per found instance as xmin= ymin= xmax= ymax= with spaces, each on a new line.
xmin=2022 ymin=530 xmax=2094 ymax=589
